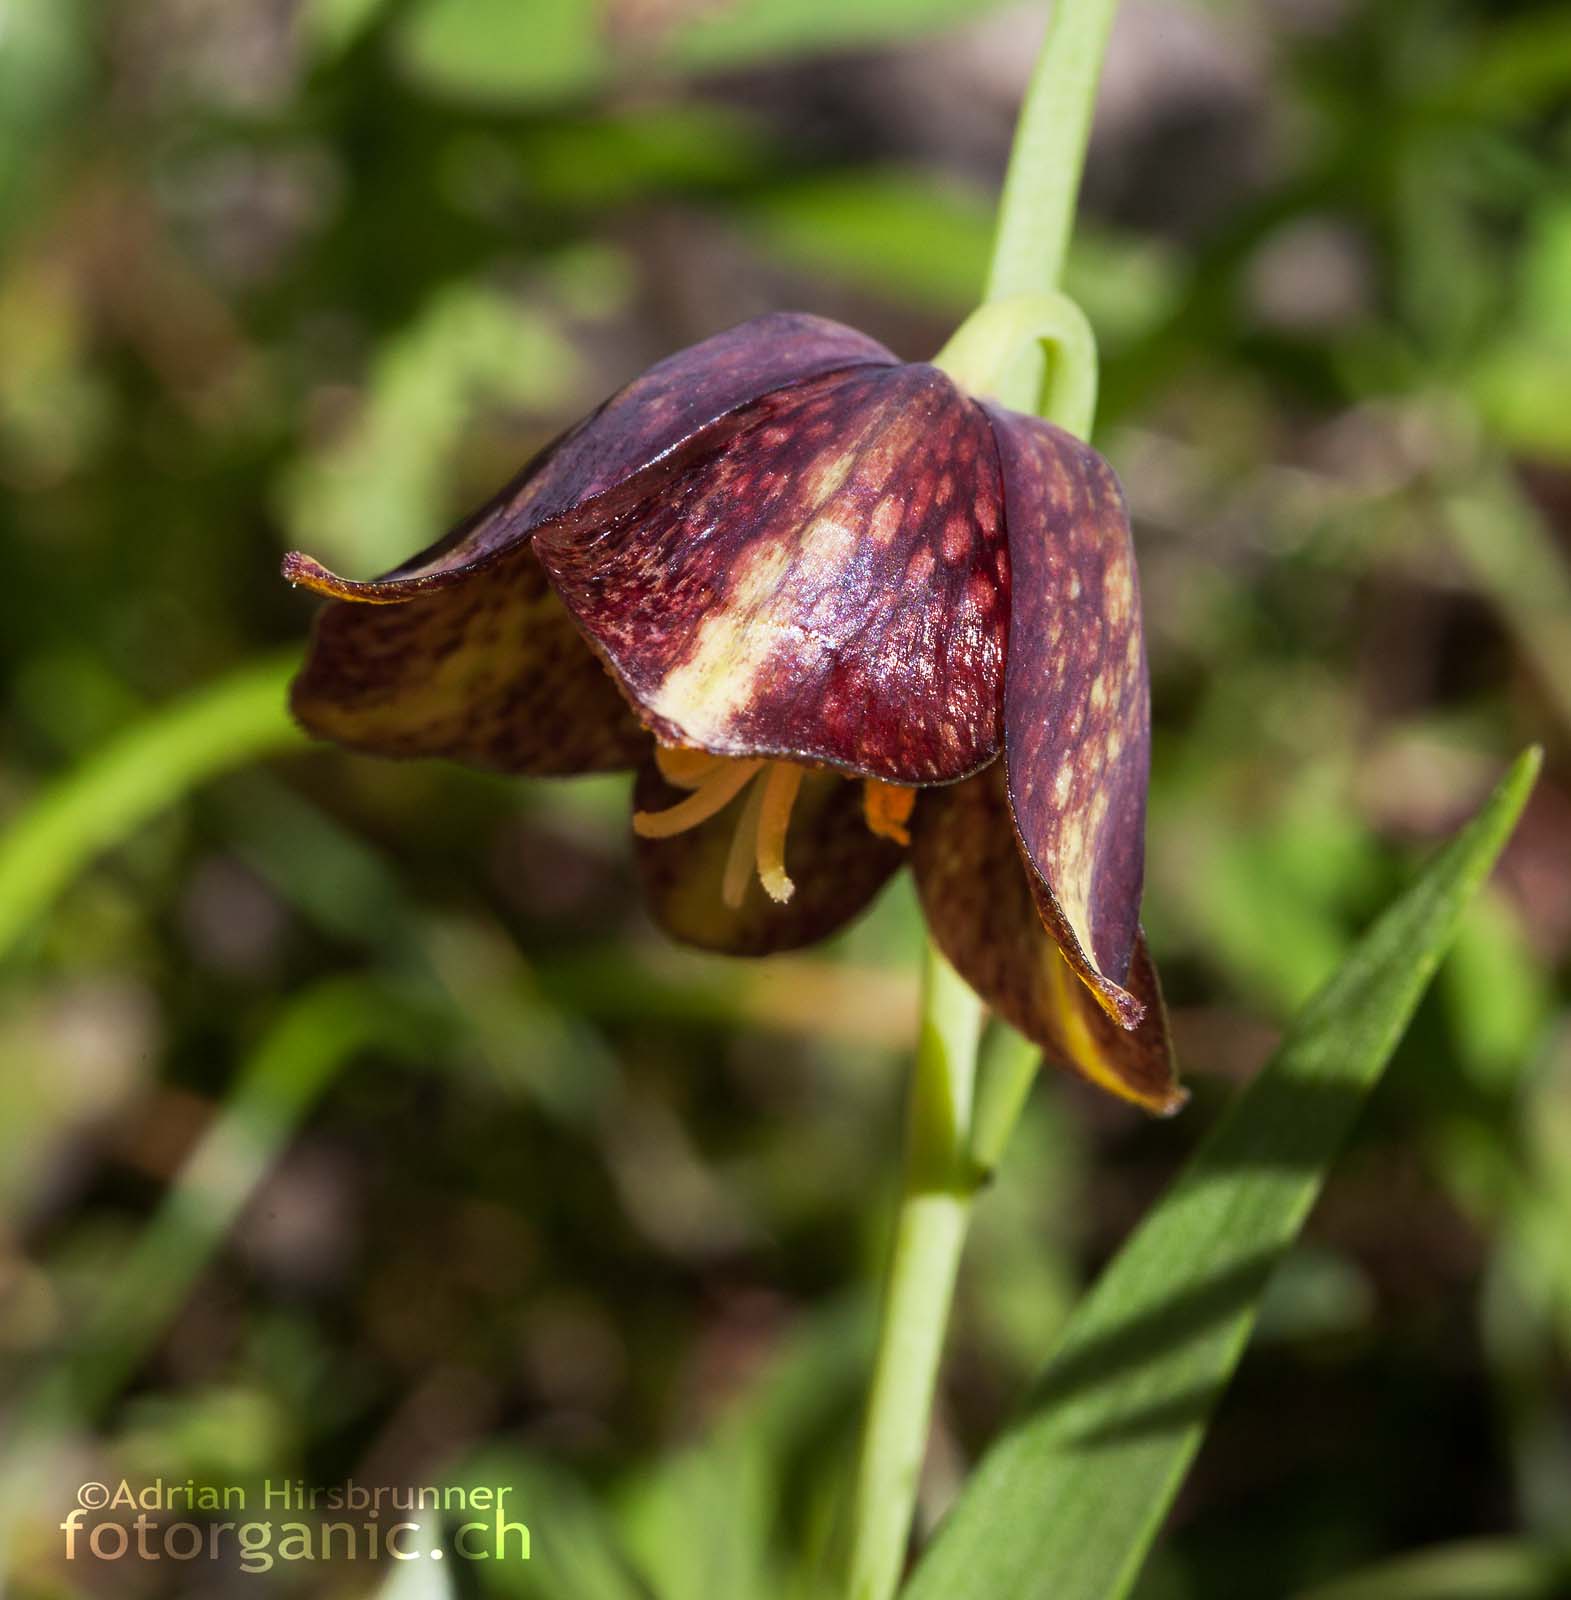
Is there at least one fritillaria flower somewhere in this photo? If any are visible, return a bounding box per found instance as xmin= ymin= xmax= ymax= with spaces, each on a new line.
xmin=284 ymin=313 xmax=1184 ymax=1114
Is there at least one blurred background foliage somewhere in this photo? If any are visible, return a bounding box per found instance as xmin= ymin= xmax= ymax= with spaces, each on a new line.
xmin=1 ymin=0 xmax=1569 ymax=1595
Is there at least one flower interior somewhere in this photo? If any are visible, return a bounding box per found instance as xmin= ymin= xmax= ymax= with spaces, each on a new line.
xmin=636 ymin=746 xmax=915 ymax=909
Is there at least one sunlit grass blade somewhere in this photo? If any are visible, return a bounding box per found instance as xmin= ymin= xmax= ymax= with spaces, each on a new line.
xmin=8 ymin=980 xmax=432 ymax=1421
xmin=903 ymin=746 xmax=1542 ymax=1600
xmin=0 ymin=978 xmax=436 ymax=1568
xmin=60 ymin=977 xmax=436 ymax=1414
xmin=0 ymin=653 xmax=303 ymax=961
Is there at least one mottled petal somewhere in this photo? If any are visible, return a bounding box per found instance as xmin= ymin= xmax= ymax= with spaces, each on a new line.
xmin=912 ymin=770 xmax=1182 ymax=1115
xmin=634 ymin=760 xmax=904 ymax=955
xmin=535 ymin=364 xmax=1009 ymax=785
xmin=358 ymin=313 xmax=898 ymax=586
xmin=983 ymin=403 xmax=1150 ymax=1028
xmin=283 ymin=314 xmax=891 ymax=773
xmin=290 ymin=540 xmax=648 ymax=774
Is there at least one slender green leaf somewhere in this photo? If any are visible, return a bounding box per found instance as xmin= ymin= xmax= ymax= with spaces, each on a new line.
xmin=0 ymin=655 xmax=302 ymax=962
xmin=0 ymin=979 xmax=434 ymax=1563
xmin=904 ymin=747 xmax=1541 ymax=1600
xmin=63 ymin=978 xmax=435 ymax=1412
xmin=37 ymin=982 xmax=427 ymax=1408
xmin=0 ymin=0 xmax=88 ymax=243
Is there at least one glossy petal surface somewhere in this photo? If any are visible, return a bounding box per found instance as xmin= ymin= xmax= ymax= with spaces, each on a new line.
xmin=913 ymin=770 xmax=1182 ymax=1115
xmin=633 ymin=761 xmax=903 ymax=954
xmin=366 ymin=313 xmax=897 ymax=585
xmin=536 ymin=364 xmax=1009 ymax=784
xmin=290 ymin=541 xmax=648 ymax=774
xmin=985 ymin=404 xmax=1151 ymax=1027
xmin=286 ymin=315 xmax=895 ymax=772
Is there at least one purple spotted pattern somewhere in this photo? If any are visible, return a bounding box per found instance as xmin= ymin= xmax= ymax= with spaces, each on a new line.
xmin=381 ymin=313 xmax=897 ymax=584
xmin=913 ymin=766 xmax=1180 ymax=1113
xmin=533 ymin=363 xmax=1009 ymax=785
xmin=290 ymin=541 xmax=650 ymax=775
xmin=984 ymin=405 xmax=1151 ymax=1025
xmin=285 ymin=310 xmax=1175 ymax=1106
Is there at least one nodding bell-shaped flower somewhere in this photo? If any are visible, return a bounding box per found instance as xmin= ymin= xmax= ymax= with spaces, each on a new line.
xmin=284 ymin=313 xmax=1185 ymax=1114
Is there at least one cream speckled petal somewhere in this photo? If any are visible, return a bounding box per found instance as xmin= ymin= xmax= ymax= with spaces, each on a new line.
xmin=913 ymin=768 xmax=1182 ymax=1115
xmin=984 ymin=403 xmax=1151 ymax=1029
xmin=534 ymin=363 xmax=1009 ymax=785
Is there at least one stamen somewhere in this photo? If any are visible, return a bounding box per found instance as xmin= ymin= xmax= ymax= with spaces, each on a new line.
xmin=721 ymin=775 xmax=770 ymax=909
xmin=862 ymin=779 xmax=916 ymax=846
xmin=654 ymin=743 xmax=729 ymax=790
xmin=632 ymin=759 xmax=763 ymax=838
xmin=632 ymin=753 xmax=810 ymax=909
xmin=755 ymin=764 xmax=804 ymax=903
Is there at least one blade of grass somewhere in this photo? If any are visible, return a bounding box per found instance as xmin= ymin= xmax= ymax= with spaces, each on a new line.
xmin=8 ymin=978 xmax=433 ymax=1421
xmin=0 ymin=652 xmax=303 ymax=961
xmin=0 ymin=977 xmax=436 ymax=1565
xmin=903 ymin=747 xmax=1541 ymax=1600
xmin=71 ymin=978 xmax=436 ymax=1413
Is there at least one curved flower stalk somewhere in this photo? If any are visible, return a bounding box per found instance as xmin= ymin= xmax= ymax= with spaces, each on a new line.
xmin=284 ymin=312 xmax=1181 ymax=1115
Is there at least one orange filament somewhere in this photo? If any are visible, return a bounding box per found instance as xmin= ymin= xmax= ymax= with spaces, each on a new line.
xmin=632 ymin=758 xmax=762 ymax=838
xmin=654 ymin=743 xmax=730 ymax=790
xmin=862 ymin=779 xmax=916 ymax=846
xmin=637 ymin=745 xmax=912 ymax=909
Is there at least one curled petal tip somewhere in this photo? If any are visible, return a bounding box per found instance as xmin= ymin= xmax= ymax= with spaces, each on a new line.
xmin=1093 ymin=1067 xmax=1188 ymax=1117
xmin=282 ymin=550 xmax=331 ymax=587
xmin=912 ymin=774 xmax=1182 ymax=1116
xmin=282 ymin=551 xmax=356 ymax=600
xmin=281 ymin=551 xmax=421 ymax=605
xmin=1105 ymin=981 xmax=1146 ymax=1032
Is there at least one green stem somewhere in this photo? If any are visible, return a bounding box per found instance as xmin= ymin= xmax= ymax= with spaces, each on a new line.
xmin=844 ymin=2 xmax=1121 ymax=1593
xmin=846 ymin=945 xmax=984 ymax=1600
xmin=968 ymin=1026 xmax=1045 ymax=1181
xmin=985 ymin=0 xmax=1120 ymax=305
xmin=932 ymin=290 xmax=1098 ymax=434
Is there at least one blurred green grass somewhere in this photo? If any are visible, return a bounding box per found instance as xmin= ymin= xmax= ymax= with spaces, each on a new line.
xmin=1 ymin=0 xmax=1569 ymax=1595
